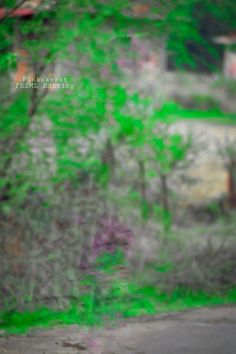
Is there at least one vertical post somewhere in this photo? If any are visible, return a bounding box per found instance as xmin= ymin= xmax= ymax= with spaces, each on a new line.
xmin=227 ymin=160 xmax=236 ymax=208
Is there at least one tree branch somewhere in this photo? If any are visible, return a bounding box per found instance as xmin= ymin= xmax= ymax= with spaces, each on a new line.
xmin=0 ymin=0 xmax=32 ymax=22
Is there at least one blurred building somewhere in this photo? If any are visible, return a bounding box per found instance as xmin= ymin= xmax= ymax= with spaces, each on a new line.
xmin=214 ymin=31 xmax=236 ymax=79
xmin=0 ymin=0 xmax=51 ymax=84
xmin=0 ymin=3 xmax=35 ymax=83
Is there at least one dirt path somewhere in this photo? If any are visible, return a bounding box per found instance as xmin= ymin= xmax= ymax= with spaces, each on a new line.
xmin=1 ymin=306 xmax=236 ymax=354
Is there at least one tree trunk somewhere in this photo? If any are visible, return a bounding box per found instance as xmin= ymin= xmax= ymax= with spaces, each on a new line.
xmin=227 ymin=160 xmax=236 ymax=208
xmin=28 ymin=85 xmax=39 ymax=117
xmin=138 ymin=159 xmax=147 ymax=207
xmin=0 ymin=76 xmax=45 ymax=204
xmin=138 ymin=158 xmax=146 ymax=200
xmin=138 ymin=158 xmax=148 ymax=217
xmin=101 ymin=138 xmax=116 ymax=183
xmin=160 ymin=173 xmax=169 ymax=213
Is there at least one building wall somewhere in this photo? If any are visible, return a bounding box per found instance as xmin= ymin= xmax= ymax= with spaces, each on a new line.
xmin=224 ymin=50 xmax=236 ymax=78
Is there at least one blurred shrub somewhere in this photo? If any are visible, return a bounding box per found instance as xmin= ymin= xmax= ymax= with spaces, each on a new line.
xmin=0 ymin=184 xmax=135 ymax=312
xmin=213 ymin=78 xmax=236 ymax=98
xmin=172 ymin=94 xmax=221 ymax=111
xmin=142 ymin=219 xmax=236 ymax=294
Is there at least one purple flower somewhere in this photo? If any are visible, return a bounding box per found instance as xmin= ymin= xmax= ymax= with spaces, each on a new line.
xmin=91 ymin=214 xmax=133 ymax=259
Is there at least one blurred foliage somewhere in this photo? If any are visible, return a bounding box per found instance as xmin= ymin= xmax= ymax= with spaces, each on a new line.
xmin=0 ymin=0 xmax=235 ymax=208
xmin=0 ymin=0 xmax=236 ymax=323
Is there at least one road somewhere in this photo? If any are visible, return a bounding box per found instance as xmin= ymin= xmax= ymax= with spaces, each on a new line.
xmin=0 ymin=306 xmax=236 ymax=354
xmin=128 ymin=318 xmax=236 ymax=354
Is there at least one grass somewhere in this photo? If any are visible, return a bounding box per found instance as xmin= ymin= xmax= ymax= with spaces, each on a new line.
xmin=0 ymin=285 xmax=236 ymax=334
xmin=1 ymin=220 xmax=236 ymax=335
xmin=159 ymin=101 xmax=236 ymax=124
xmin=1 ymin=215 xmax=236 ymax=335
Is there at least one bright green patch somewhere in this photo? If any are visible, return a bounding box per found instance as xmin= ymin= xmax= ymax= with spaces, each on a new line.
xmin=1 ymin=285 xmax=235 ymax=334
xmin=158 ymin=101 xmax=236 ymax=124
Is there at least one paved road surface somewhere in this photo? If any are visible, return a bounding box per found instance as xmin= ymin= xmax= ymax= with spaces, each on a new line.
xmin=0 ymin=306 xmax=236 ymax=354
xmin=133 ymin=321 xmax=236 ymax=354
